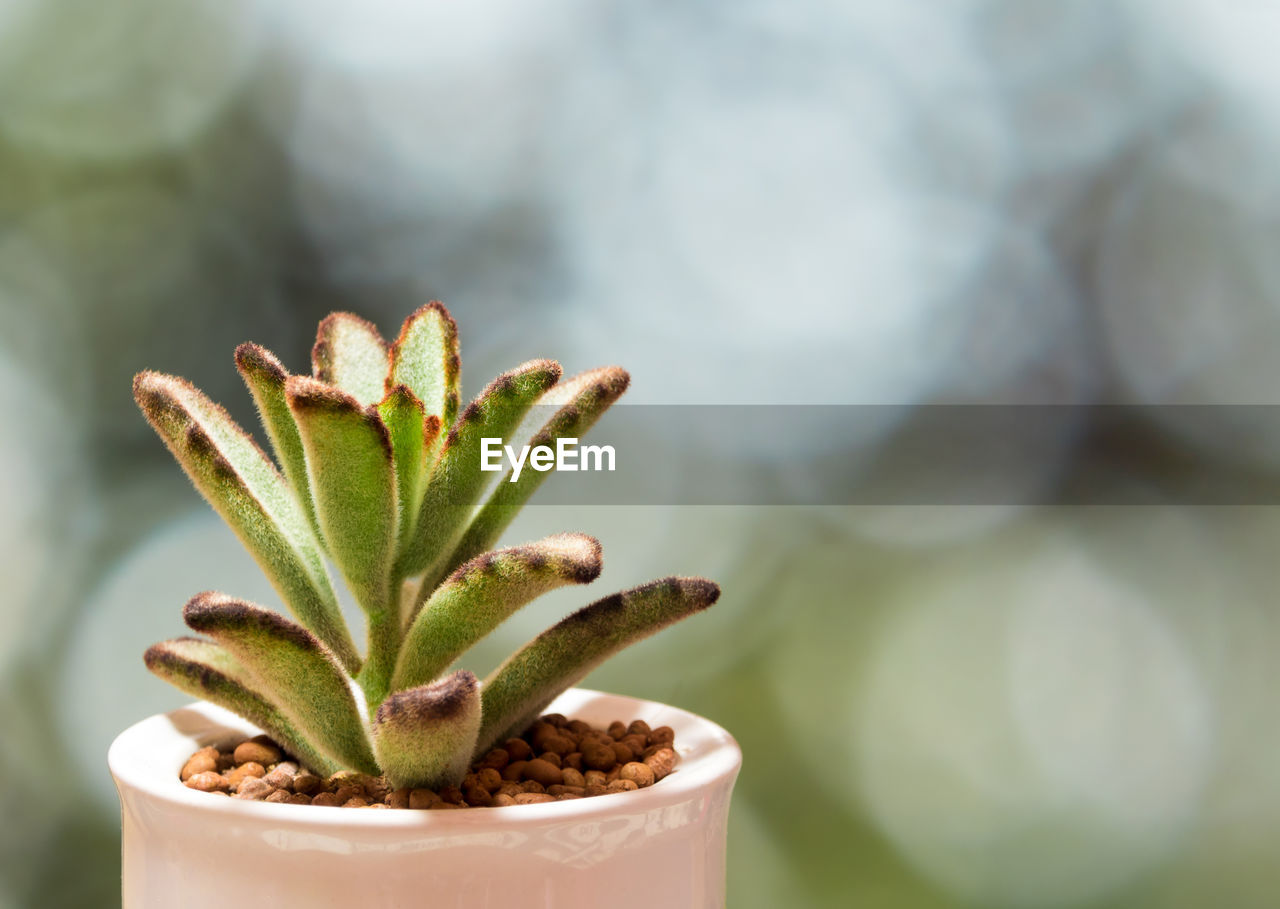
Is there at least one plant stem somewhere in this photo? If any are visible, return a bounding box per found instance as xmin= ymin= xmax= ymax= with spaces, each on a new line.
xmin=358 ymin=576 xmax=402 ymax=713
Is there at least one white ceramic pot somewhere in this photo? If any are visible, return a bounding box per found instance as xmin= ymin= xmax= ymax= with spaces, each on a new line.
xmin=109 ymin=688 xmax=741 ymax=908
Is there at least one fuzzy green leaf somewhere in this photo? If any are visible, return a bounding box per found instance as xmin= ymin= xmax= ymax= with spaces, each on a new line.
xmin=377 ymin=385 xmax=441 ymax=555
xmin=398 ymin=359 xmax=563 ymax=580
xmin=389 ymin=301 xmax=460 ymax=435
xmin=392 ymin=533 xmax=603 ymax=693
xmin=476 ymin=577 xmax=720 ymax=754
xmin=234 ymin=343 xmax=322 ymax=539
xmin=439 ymin=366 xmax=630 ymax=579
xmin=183 ymin=592 xmax=378 ymax=774
xmin=286 ymin=377 xmax=401 ymax=709
xmin=144 ymin=637 xmax=341 ymax=776
xmin=372 ymin=670 xmax=480 ymax=790
xmin=311 ymin=312 xmax=389 ymax=407
xmin=285 ymin=376 xmax=397 ymax=611
xmin=132 ymin=372 xmax=359 ymax=673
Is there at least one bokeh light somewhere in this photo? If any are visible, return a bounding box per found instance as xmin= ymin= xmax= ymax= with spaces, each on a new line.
xmin=1098 ymin=108 xmax=1280 ymax=466
xmin=0 ymin=0 xmax=262 ymax=160
xmin=0 ymin=352 xmax=83 ymax=669
xmin=59 ymin=512 xmax=279 ymax=810
xmin=854 ymin=524 xmax=1214 ymax=908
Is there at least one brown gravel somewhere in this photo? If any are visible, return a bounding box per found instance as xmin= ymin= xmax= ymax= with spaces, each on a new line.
xmin=233 ymin=738 xmax=281 ymax=766
xmin=179 ymin=713 xmax=679 ymax=809
xmin=233 ymin=777 xmax=273 ymax=801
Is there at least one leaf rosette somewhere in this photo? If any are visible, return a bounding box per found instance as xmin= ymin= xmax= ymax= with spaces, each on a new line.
xmin=137 ymin=304 xmax=718 ymax=789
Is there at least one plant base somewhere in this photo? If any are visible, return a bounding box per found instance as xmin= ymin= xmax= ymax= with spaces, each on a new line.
xmin=181 ymin=711 xmax=680 ymax=808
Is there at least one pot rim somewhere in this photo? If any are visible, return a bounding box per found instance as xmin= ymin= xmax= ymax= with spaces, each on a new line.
xmin=109 ymin=687 xmax=741 ymax=827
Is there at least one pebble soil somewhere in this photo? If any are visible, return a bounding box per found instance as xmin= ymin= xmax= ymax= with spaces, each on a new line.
xmin=180 ymin=714 xmax=679 ymax=808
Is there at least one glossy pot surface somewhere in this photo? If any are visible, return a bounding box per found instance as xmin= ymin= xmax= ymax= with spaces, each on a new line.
xmin=109 ymin=688 xmax=741 ymax=908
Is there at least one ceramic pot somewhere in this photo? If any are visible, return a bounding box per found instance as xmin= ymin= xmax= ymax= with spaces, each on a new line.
xmin=109 ymin=688 xmax=741 ymax=908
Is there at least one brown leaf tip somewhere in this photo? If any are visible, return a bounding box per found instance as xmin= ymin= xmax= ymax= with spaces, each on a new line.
xmin=143 ymin=641 xmax=180 ymax=672
xmin=596 ymin=367 xmax=631 ymax=398
xmin=542 ymin=532 xmax=603 ymax=584
xmin=521 ymin=358 xmax=563 ymax=388
xmin=144 ymin=638 xmax=227 ymax=689
xmin=377 ymin=670 xmax=478 ymax=725
xmin=562 ymin=576 xmax=719 ymax=627
xmin=444 ymin=400 xmax=482 ymax=451
xmin=401 ymin=300 xmax=457 ymax=331
xmin=571 ymin=537 xmax=604 ymax=583
xmin=313 ymin=312 xmax=389 ymax=381
xmin=444 ymin=359 xmax=564 ymax=451
xmin=449 ymin=533 xmax=602 ymax=587
xmin=316 ymin=311 xmax=388 ymax=346
xmin=487 ymin=359 xmax=564 ymax=398
xmin=421 ymin=300 xmax=457 ymax=329
xmin=678 ymin=577 xmax=721 ymax=609
xmin=396 ymin=301 xmax=458 ymax=343
xmin=132 ymin=371 xmax=188 ymax=417
xmin=234 ymin=343 xmax=288 ymax=384
xmin=540 ymin=365 xmax=630 ymax=411
xmin=563 ymin=558 xmax=602 ymax=585
xmin=390 ymin=302 xmax=460 ymax=382
xmin=457 ymin=399 xmax=483 ymax=426
xmin=132 ymin=370 xmax=159 ymax=404
xmin=285 ymin=375 xmax=360 ymax=412
xmin=286 ymin=376 xmax=392 ymax=453
xmin=182 ymin=592 xmax=319 ymax=650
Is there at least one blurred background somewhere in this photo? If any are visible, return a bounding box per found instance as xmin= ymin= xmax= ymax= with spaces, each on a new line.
xmin=3 ymin=1 xmax=1280 ymax=906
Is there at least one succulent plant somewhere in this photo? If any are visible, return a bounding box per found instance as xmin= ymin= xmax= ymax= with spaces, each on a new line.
xmin=135 ymin=304 xmax=719 ymax=789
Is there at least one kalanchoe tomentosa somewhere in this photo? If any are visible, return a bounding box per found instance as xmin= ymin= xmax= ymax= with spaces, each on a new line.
xmin=135 ymin=304 xmax=719 ymax=789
